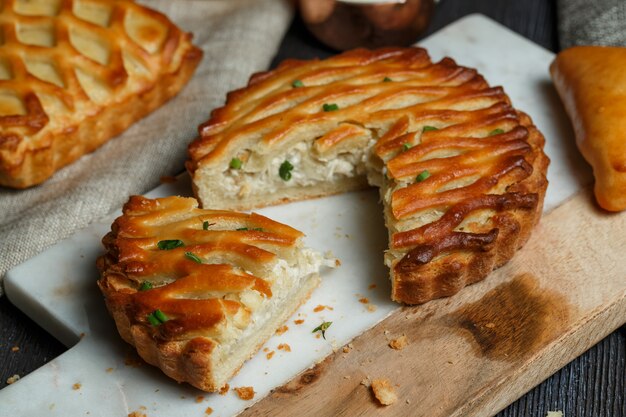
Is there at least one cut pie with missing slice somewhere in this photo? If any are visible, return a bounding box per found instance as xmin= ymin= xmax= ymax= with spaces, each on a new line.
xmin=97 ymin=195 xmax=332 ymax=392
xmin=187 ymin=47 xmax=549 ymax=304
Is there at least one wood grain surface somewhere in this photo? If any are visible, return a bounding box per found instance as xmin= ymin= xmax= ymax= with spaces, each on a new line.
xmin=240 ymin=186 xmax=626 ymax=417
xmin=1 ymin=1 xmax=625 ymax=416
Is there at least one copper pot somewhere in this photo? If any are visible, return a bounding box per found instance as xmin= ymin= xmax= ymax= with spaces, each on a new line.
xmin=299 ymin=0 xmax=435 ymax=51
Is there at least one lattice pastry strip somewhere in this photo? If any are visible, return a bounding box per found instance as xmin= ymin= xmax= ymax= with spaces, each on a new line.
xmin=0 ymin=0 xmax=202 ymax=187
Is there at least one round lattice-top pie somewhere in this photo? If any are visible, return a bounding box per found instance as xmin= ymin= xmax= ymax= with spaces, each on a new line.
xmin=188 ymin=47 xmax=549 ymax=305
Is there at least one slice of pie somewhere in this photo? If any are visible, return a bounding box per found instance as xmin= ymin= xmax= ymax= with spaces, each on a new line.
xmin=97 ymin=195 xmax=331 ymax=392
xmin=188 ymin=47 xmax=549 ymax=304
xmin=551 ymin=45 xmax=626 ymax=212
xmin=0 ymin=0 xmax=202 ymax=188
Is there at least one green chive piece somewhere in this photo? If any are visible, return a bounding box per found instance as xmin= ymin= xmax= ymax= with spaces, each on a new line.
xmin=230 ymin=157 xmax=242 ymax=170
xmin=139 ymin=281 xmax=153 ymax=291
xmin=322 ymin=103 xmax=339 ymax=112
xmin=236 ymin=227 xmax=248 ymax=231
xmin=279 ymin=160 xmax=294 ymax=181
xmin=203 ymin=221 xmax=210 ymax=230
xmin=416 ymin=170 xmax=431 ymax=182
xmin=383 ymin=77 xmax=393 ymax=82
xmin=153 ymin=309 xmax=169 ymax=323
xmin=157 ymin=239 xmax=184 ymax=250
xmin=185 ymin=252 xmax=202 ymax=264
xmin=292 ymin=79 xmax=304 ymax=88
xmin=489 ymin=128 xmax=505 ymax=136
xmin=402 ymin=143 xmax=412 ymax=152
xmin=312 ymin=321 xmax=332 ymax=340
xmin=147 ymin=313 xmax=160 ymax=326
xmin=422 ymin=125 xmax=438 ymax=132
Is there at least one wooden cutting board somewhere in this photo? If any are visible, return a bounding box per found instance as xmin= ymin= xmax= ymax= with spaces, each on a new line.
xmin=242 ymin=187 xmax=626 ymax=417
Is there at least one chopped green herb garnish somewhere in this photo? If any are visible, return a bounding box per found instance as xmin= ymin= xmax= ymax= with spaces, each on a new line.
xmin=139 ymin=281 xmax=153 ymax=291
xmin=322 ymin=103 xmax=339 ymax=112
xmin=383 ymin=77 xmax=393 ymax=82
xmin=416 ymin=170 xmax=431 ymax=182
xmin=147 ymin=309 xmax=169 ymax=326
xmin=157 ymin=239 xmax=184 ymax=250
xmin=292 ymin=79 xmax=304 ymax=88
xmin=402 ymin=143 xmax=412 ymax=152
xmin=279 ymin=160 xmax=294 ymax=181
xmin=203 ymin=221 xmax=210 ymax=230
xmin=230 ymin=157 xmax=242 ymax=170
xmin=236 ymin=227 xmax=248 ymax=231
xmin=185 ymin=251 xmax=202 ymax=264
xmin=489 ymin=128 xmax=505 ymax=136
xmin=147 ymin=314 xmax=160 ymax=326
xmin=422 ymin=125 xmax=438 ymax=132
xmin=312 ymin=321 xmax=332 ymax=340
xmin=154 ymin=309 xmax=168 ymax=323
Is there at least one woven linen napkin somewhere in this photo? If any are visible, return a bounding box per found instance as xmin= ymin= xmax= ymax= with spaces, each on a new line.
xmin=558 ymin=0 xmax=626 ymax=48
xmin=0 ymin=0 xmax=293 ymax=295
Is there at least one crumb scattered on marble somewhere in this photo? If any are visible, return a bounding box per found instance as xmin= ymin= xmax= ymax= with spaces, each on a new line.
xmin=263 ymin=347 xmax=269 ymax=352
xmin=315 ymin=333 xmax=321 ymax=339
xmin=105 ymin=367 xmax=114 ymax=373
xmin=389 ymin=335 xmax=408 ymax=350
xmin=128 ymin=412 xmax=146 ymax=417
xmin=6 ymin=374 xmax=20 ymax=384
xmin=72 ymin=383 xmax=81 ymax=390
xmin=234 ymin=386 xmax=255 ymax=401
xmin=366 ymin=304 xmax=377 ymax=312
xmin=275 ymin=325 xmax=289 ymax=335
xmin=371 ymin=378 xmax=397 ymax=406
xmin=294 ymin=319 xmax=305 ymax=325
xmin=266 ymin=351 xmax=275 ymax=360
xmin=205 ymin=407 xmax=213 ymax=415
xmin=277 ymin=343 xmax=291 ymax=352
xmin=195 ymin=395 xmax=204 ymax=403
xmin=359 ymin=297 xmax=369 ymax=304
xmin=368 ymin=284 xmax=377 ymax=290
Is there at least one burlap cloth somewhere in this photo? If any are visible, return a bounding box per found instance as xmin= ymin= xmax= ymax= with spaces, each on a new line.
xmin=558 ymin=0 xmax=626 ymax=48
xmin=0 ymin=0 xmax=292 ymax=295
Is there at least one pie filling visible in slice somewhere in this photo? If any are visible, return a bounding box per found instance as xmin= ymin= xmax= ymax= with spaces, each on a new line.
xmin=188 ymin=47 xmax=549 ymax=304
xmin=97 ymin=195 xmax=333 ymax=392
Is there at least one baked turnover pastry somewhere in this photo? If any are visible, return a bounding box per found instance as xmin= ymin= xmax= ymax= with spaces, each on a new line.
xmin=97 ymin=195 xmax=332 ymax=392
xmin=551 ymin=46 xmax=626 ymax=212
xmin=188 ymin=47 xmax=549 ymax=304
xmin=0 ymin=0 xmax=202 ymax=188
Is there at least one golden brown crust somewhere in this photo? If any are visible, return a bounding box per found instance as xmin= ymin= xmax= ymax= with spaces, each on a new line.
xmin=97 ymin=195 xmax=317 ymax=391
xmin=187 ymin=47 xmax=549 ymax=305
xmin=550 ymin=45 xmax=626 ymax=211
xmin=0 ymin=0 xmax=202 ymax=188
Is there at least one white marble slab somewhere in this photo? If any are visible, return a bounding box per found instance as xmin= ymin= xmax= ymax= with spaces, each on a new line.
xmin=1 ymin=14 xmax=591 ymax=417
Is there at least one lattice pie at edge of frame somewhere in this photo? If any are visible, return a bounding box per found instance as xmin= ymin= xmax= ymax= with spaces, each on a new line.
xmin=0 ymin=0 xmax=202 ymax=188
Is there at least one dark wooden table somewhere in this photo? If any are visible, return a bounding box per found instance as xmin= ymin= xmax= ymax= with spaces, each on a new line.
xmin=1 ymin=1 xmax=624 ymax=416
